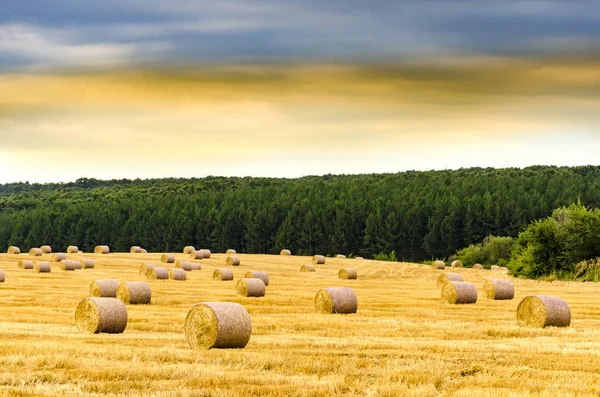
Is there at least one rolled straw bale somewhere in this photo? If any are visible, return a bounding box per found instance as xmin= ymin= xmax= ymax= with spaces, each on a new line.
xmin=29 ymin=248 xmax=42 ymax=256
xmin=81 ymin=259 xmax=95 ymax=269
xmin=338 ymin=268 xmax=358 ymax=280
xmin=517 ymin=295 xmax=571 ymax=328
xmin=140 ymin=249 xmax=148 ymax=254
xmin=315 ymin=287 xmax=358 ymax=314
xmin=147 ymin=267 xmax=169 ymax=280
xmin=90 ymin=279 xmax=119 ymax=297
xmin=500 ymin=266 xmax=508 ymax=271
xmin=244 ymin=271 xmax=269 ymax=286
xmin=183 ymin=246 xmax=196 ymax=254
xmin=67 ymin=245 xmax=79 ymax=254
xmin=139 ymin=263 xmax=156 ymax=275
xmin=40 ymin=245 xmax=52 ymax=254
xmin=160 ymin=254 xmax=175 ymax=263
xmin=61 ymin=260 xmax=78 ymax=271
xmin=312 ymin=255 xmax=326 ymax=265
xmin=184 ymin=302 xmax=252 ymax=349
xmin=34 ymin=261 xmax=51 ymax=273
xmin=75 ymin=297 xmax=128 ymax=334
xmin=484 ymin=278 xmax=515 ymax=300
xmin=226 ymin=256 xmax=240 ymax=266
xmin=53 ymin=253 xmax=67 ymax=262
xmin=236 ymin=278 xmax=265 ymax=297
xmin=355 ymin=257 xmax=364 ymax=260
xmin=169 ymin=268 xmax=187 ymax=281
xmin=451 ymin=260 xmax=463 ymax=268
xmin=117 ymin=282 xmax=151 ymax=304
xmin=437 ymin=272 xmax=464 ymax=289
xmin=213 ymin=268 xmax=234 ymax=281
xmin=433 ymin=260 xmax=445 ymax=269
xmin=301 ymin=264 xmax=316 ymax=272
xmin=94 ymin=245 xmax=110 ymax=254
xmin=130 ymin=246 xmax=142 ymax=253
xmin=190 ymin=250 xmax=203 ymax=260
xmin=19 ymin=260 xmax=34 ymax=269
xmin=491 ymin=265 xmax=500 ymax=270
xmin=0 ymin=270 xmax=4 ymax=282
xmin=175 ymin=261 xmax=193 ymax=271
xmin=191 ymin=263 xmax=202 ymax=270
xmin=336 ymin=254 xmax=346 ymax=259
xmin=280 ymin=249 xmax=291 ymax=256
xmin=472 ymin=263 xmax=483 ymax=269
xmin=73 ymin=261 xmax=82 ymax=269
xmin=226 ymin=249 xmax=236 ymax=254
xmin=441 ymin=281 xmax=477 ymax=304
xmin=8 ymin=246 xmax=20 ymax=254
xmin=199 ymin=249 xmax=211 ymax=259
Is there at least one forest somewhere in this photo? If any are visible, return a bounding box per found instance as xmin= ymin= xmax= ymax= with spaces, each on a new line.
xmin=1 ymin=166 xmax=600 ymax=262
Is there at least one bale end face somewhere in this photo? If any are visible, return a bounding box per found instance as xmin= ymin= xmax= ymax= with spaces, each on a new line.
xmin=184 ymin=302 xmax=252 ymax=349
xmin=517 ymin=295 xmax=571 ymax=328
xmin=315 ymin=287 xmax=358 ymax=314
xmin=236 ymin=278 xmax=266 ymax=297
xmin=75 ymin=297 xmax=128 ymax=334
xmin=338 ymin=268 xmax=357 ymax=280
xmin=441 ymin=281 xmax=477 ymax=304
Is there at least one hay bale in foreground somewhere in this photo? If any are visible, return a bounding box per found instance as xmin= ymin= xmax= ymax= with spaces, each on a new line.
xmin=183 ymin=246 xmax=196 ymax=254
xmin=34 ymin=262 xmax=51 ymax=273
xmin=147 ymin=267 xmax=168 ymax=280
xmin=191 ymin=263 xmax=202 ymax=270
xmin=280 ymin=249 xmax=291 ymax=256
xmin=130 ymin=246 xmax=142 ymax=253
xmin=175 ymin=261 xmax=193 ymax=271
xmin=437 ymin=272 xmax=464 ymax=289
xmin=441 ymin=281 xmax=477 ymax=304
xmin=67 ymin=245 xmax=79 ymax=254
xmin=517 ymin=295 xmax=571 ymax=328
xmin=169 ymin=268 xmax=187 ymax=281
xmin=161 ymin=254 xmax=175 ymax=263
xmin=81 ymin=259 xmax=95 ymax=269
xmin=40 ymin=245 xmax=52 ymax=254
xmin=0 ymin=270 xmax=4 ymax=282
xmin=338 ymin=268 xmax=358 ymax=280
xmin=483 ymin=278 xmax=514 ymax=300
xmin=184 ymin=302 xmax=252 ymax=349
xmin=336 ymin=254 xmax=346 ymax=259
xmin=312 ymin=255 xmax=326 ymax=265
xmin=29 ymin=248 xmax=42 ymax=256
xmin=236 ymin=278 xmax=266 ymax=297
xmin=199 ymin=249 xmax=211 ymax=259
xmin=226 ymin=249 xmax=236 ymax=254
xmin=472 ymin=263 xmax=483 ymax=269
xmin=8 ymin=246 xmax=20 ymax=254
xmin=19 ymin=260 xmax=34 ymax=269
xmin=75 ymin=297 xmax=128 ymax=334
xmin=139 ymin=263 xmax=156 ymax=275
xmin=244 ymin=271 xmax=269 ymax=286
xmin=301 ymin=264 xmax=316 ymax=272
xmin=190 ymin=250 xmax=203 ymax=260
xmin=315 ymin=287 xmax=358 ymax=314
xmin=90 ymin=279 xmax=119 ymax=297
xmin=53 ymin=253 xmax=67 ymax=262
xmin=213 ymin=268 xmax=233 ymax=281
xmin=433 ymin=260 xmax=445 ymax=269
xmin=117 ymin=282 xmax=151 ymax=304
xmin=451 ymin=260 xmax=463 ymax=268
xmin=226 ymin=256 xmax=240 ymax=266
xmin=94 ymin=245 xmax=110 ymax=254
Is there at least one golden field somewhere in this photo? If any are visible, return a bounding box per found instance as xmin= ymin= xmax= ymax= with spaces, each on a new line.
xmin=1 ymin=252 xmax=600 ymax=396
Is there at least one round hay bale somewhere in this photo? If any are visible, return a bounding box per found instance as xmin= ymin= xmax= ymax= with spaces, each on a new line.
xmin=67 ymin=245 xmax=79 ymax=254
xmin=433 ymin=260 xmax=445 ymax=269
xmin=175 ymin=261 xmax=193 ymax=271
xmin=472 ymin=263 xmax=483 ymax=269
xmin=19 ymin=260 xmax=34 ymax=269
xmin=140 ymin=249 xmax=148 ymax=254
xmin=226 ymin=256 xmax=240 ymax=266
xmin=517 ymin=295 xmax=571 ymax=328
xmin=451 ymin=260 xmax=463 ymax=268
xmin=75 ymin=297 xmax=128 ymax=334
xmin=484 ymin=278 xmax=515 ymax=300
xmin=169 ymin=268 xmax=187 ymax=281
xmin=280 ymin=249 xmax=291 ymax=256
xmin=139 ymin=263 xmax=156 ymax=275
xmin=29 ymin=248 xmax=42 ymax=256
xmin=226 ymin=249 xmax=236 ymax=254
xmin=244 ymin=271 xmax=269 ymax=286
xmin=190 ymin=250 xmax=203 ymax=260
xmin=338 ymin=268 xmax=358 ymax=280
xmin=437 ymin=272 xmax=464 ymax=289
xmin=53 ymin=253 xmax=67 ymax=262
xmin=90 ymin=279 xmax=119 ymax=297
xmin=312 ymin=255 xmax=326 ymax=265
xmin=441 ymin=281 xmax=477 ymax=304
xmin=191 ymin=263 xmax=202 ymax=270
xmin=40 ymin=245 xmax=52 ymax=254
xmin=315 ymin=287 xmax=358 ymax=314
xmin=184 ymin=302 xmax=252 ymax=349
xmin=355 ymin=256 xmax=364 ymax=260
xmin=160 ymin=254 xmax=175 ymax=263
xmin=94 ymin=245 xmax=110 ymax=254
xmin=8 ymin=246 xmax=20 ymax=254
xmin=34 ymin=261 xmax=51 ymax=273
xmin=213 ymin=268 xmax=233 ymax=281
xmin=117 ymin=282 xmax=152 ymax=304
xmin=183 ymin=246 xmax=196 ymax=254
xmin=236 ymin=278 xmax=265 ymax=297
xmin=61 ymin=260 xmax=78 ymax=271
xmin=130 ymin=246 xmax=142 ymax=253
xmin=81 ymin=259 xmax=95 ymax=269
xmin=301 ymin=264 xmax=316 ymax=272
xmin=0 ymin=270 xmax=5 ymax=282
xmin=199 ymin=249 xmax=211 ymax=259
xmin=500 ymin=266 xmax=508 ymax=271
xmin=336 ymin=254 xmax=346 ymax=259
xmin=147 ymin=267 xmax=168 ymax=280
xmin=491 ymin=265 xmax=500 ymax=270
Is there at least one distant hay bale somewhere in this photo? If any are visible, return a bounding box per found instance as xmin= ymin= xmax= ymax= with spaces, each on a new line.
xmin=184 ymin=302 xmax=252 ymax=349
xmin=301 ymin=265 xmax=316 ymax=272
xmin=433 ymin=260 xmax=445 ymax=269
xmin=140 ymin=249 xmax=148 ymax=254
xmin=19 ymin=260 xmax=34 ymax=269
xmin=472 ymin=263 xmax=483 ymax=269
xmin=183 ymin=246 xmax=196 ymax=254
xmin=117 ymin=282 xmax=151 ymax=304
xmin=53 ymin=253 xmax=67 ymax=262
xmin=169 ymin=268 xmax=187 ymax=281
xmin=338 ymin=268 xmax=357 ymax=280
xmin=34 ymin=261 xmax=51 ymax=273
xmin=67 ymin=246 xmax=79 ymax=254
xmin=441 ymin=281 xmax=477 ymax=304
xmin=61 ymin=260 xmax=79 ymax=271
xmin=484 ymin=278 xmax=515 ymax=300
xmin=81 ymin=259 xmax=95 ymax=269
xmin=175 ymin=261 xmax=193 ymax=271
xmin=161 ymin=254 xmax=175 ymax=263
xmin=236 ymin=278 xmax=265 ymax=297
xmin=29 ymin=248 xmax=42 ymax=256
xmin=312 ymin=255 xmax=326 ymax=265
xmin=90 ymin=279 xmax=119 ymax=297
xmin=0 ymin=270 xmax=4 ymax=282
xmin=355 ymin=256 xmax=364 ymax=260
xmin=40 ymin=245 xmax=52 ymax=254
xmin=139 ymin=263 xmax=156 ymax=275
xmin=213 ymin=268 xmax=233 ymax=281
xmin=437 ymin=272 xmax=464 ymax=289
xmin=491 ymin=265 xmax=500 ymax=270
xmin=226 ymin=256 xmax=240 ymax=266
xmin=244 ymin=271 xmax=269 ymax=286
xmin=191 ymin=263 xmax=202 ymax=270
xmin=500 ymin=266 xmax=508 ymax=271
xmin=190 ymin=250 xmax=203 ymax=260
xmin=147 ymin=267 xmax=169 ymax=280
xmin=8 ymin=246 xmax=20 ymax=254
xmin=226 ymin=249 xmax=236 ymax=254
xmin=315 ymin=287 xmax=358 ymax=314
xmin=75 ymin=297 xmax=128 ymax=334
xmin=130 ymin=246 xmax=142 ymax=253
xmin=280 ymin=249 xmax=291 ymax=256
xmin=94 ymin=245 xmax=110 ymax=254
xmin=336 ymin=254 xmax=346 ymax=259
xmin=199 ymin=249 xmax=211 ymax=259
xmin=517 ymin=295 xmax=571 ymax=328
xmin=451 ymin=260 xmax=463 ymax=268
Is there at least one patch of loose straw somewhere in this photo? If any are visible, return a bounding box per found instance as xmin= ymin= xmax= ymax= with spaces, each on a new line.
xmin=244 ymin=271 xmax=269 ymax=286
xmin=90 ymin=279 xmax=119 ymax=297
xmin=226 ymin=256 xmax=240 ymax=266
xmin=441 ymin=281 xmax=477 ymax=304
xmin=437 ymin=272 xmax=463 ymax=289
xmin=117 ymin=282 xmax=152 ymax=304
xmin=517 ymin=295 xmax=571 ymax=328
xmin=213 ymin=268 xmax=233 ymax=281
xmin=338 ymin=268 xmax=357 ymax=280
xmin=184 ymin=302 xmax=252 ymax=349
xmin=236 ymin=278 xmax=266 ymax=297
xmin=483 ymin=278 xmax=514 ymax=300
xmin=75 ymin=297 xmax=128 ymax=333
xmin=315 ymin=287 xmax=358 ymax=314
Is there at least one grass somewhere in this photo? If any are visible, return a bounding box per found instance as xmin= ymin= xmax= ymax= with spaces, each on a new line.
xmin=1 ymin=252 xmax=600 ymax=395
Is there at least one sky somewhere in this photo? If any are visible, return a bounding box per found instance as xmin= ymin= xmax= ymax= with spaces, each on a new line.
xmin=1 ymin=1 xmax=599 ymax=183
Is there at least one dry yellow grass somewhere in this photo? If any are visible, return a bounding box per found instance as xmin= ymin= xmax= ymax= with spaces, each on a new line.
xmin=2 ymin=252 xmax=600 ymax=395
